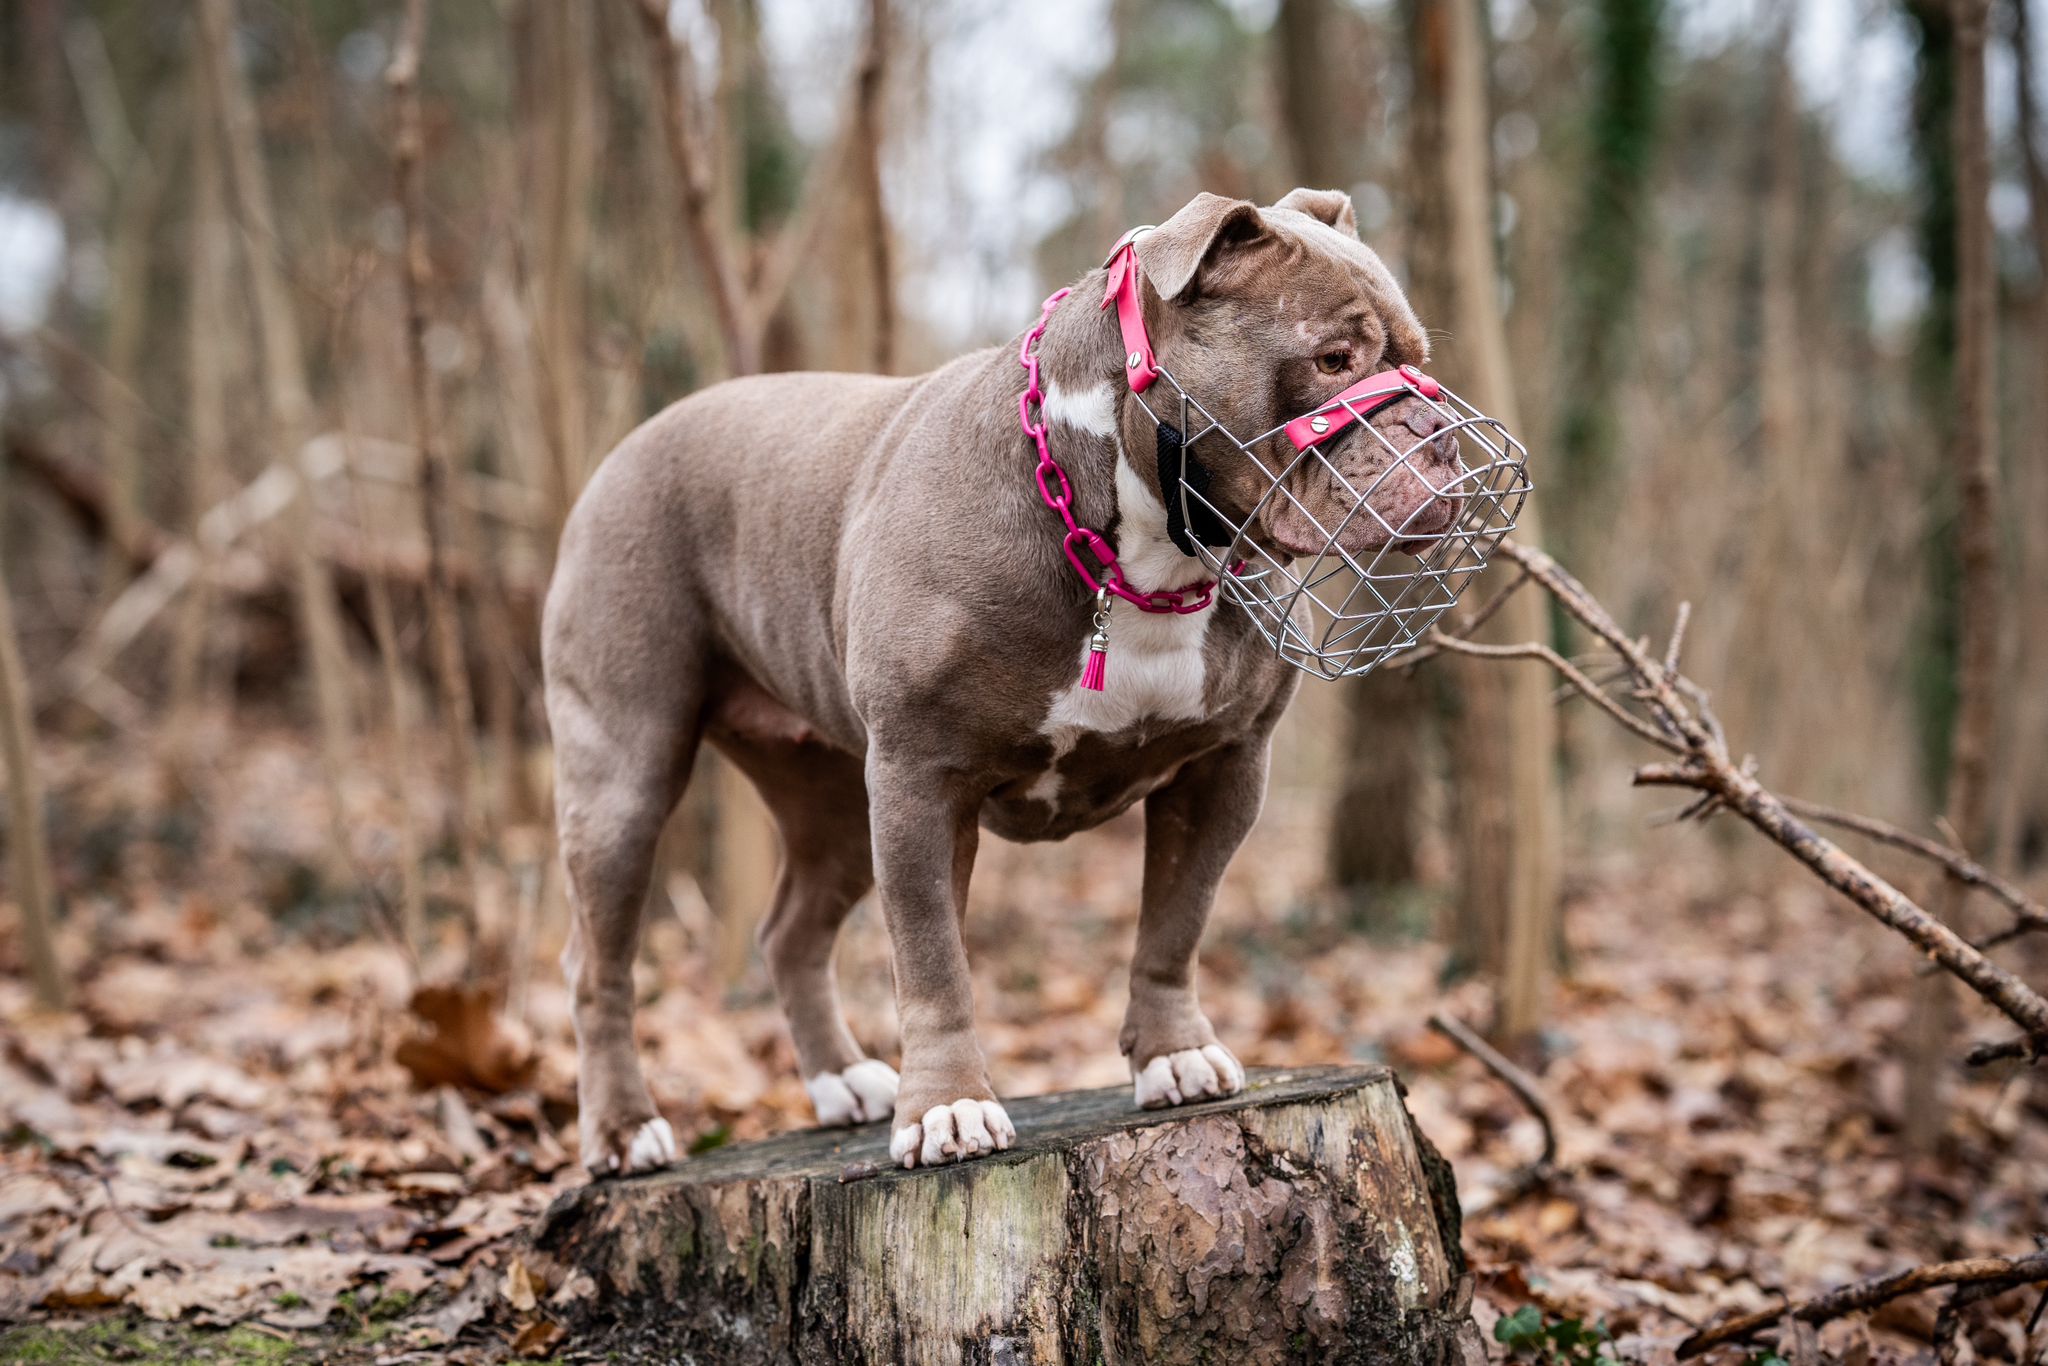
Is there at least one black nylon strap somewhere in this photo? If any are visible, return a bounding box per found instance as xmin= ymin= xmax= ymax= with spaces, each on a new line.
xmin=1154 ymin=422 xmax=1236 ymax=556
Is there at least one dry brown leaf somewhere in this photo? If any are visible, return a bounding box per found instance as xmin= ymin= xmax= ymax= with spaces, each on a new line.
xmin=501 ymin=1256 xmax=539 ymax=1313
xmin=394 ymin=984 xmax=538 ymax=1095
xmin=511 ymin=1316 xmax=565 ymax=1355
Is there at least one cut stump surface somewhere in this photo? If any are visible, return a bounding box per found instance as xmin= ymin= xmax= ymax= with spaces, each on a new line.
xmin=527 ymin=1065 xmax=1479 ymax=1365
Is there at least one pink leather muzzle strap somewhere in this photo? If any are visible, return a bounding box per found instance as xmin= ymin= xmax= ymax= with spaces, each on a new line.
xmin=1284 ymin=364 xmax=1443 ymax=452
xmin=1100 ymin=228 xmax=1159 ymax=394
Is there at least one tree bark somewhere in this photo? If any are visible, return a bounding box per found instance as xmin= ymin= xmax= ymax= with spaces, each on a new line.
xmin=169 ymin=38 xmax=234 ymax=735
xmin=1289 ymin=0 xmax=1426 ymax=903
xmin=1907 ymin=0 xmax=2004 ymax=1150
xmin=1276 ymin=0 xmax=1345 ymax=188
xmin=388 ymin=0 xmax=489 ymax=949
xmin=527 ymin=1066 xmax=1478 ymax=1365
xmin=0 ymin=562 xmax=66 ymax=1012
xmin=1411 ymin=0 xmax=1563 ymax=1039
xmin=850 ymin=0 xmax=895 ymax=374
xmin=194 ymin=0 xmax=358 ymax=877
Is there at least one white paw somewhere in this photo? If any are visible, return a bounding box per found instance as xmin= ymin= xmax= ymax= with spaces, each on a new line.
xmin=888 ymin=1098 xmax=1015 ymax=1169
xmin=1133 ymin=1044 xmax=1245 ymax=1109
xmin=604 ymin=1117 xmax=677 ymax=1174
xmin=806 ymin=1059 xmax=900 ymax=1127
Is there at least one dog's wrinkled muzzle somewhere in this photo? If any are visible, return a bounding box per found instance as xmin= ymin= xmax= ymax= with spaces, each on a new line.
xmin=1135 ymin=361 xmax=1529 ymax=680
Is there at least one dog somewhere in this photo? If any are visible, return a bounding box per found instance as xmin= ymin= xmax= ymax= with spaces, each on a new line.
xmin=543 ymin=187 xmax=1459 ymax=1173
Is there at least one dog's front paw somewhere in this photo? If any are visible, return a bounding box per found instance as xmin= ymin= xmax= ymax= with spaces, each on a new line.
xmin=1133 ymin=1044 xmax=1245 ymax=1109
xmin=806 ymin=1059 xmax=900 ymax=1127
xmin=889 ymin=1098 xmax=1015 ymax=1169
xmin=585 ymin=1115 xmax=678 ymax=1176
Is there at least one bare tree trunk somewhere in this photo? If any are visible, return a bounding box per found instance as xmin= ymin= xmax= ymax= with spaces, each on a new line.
xmin=1281 ymin=0 xmax=1431 ymax=906
xmin=530 ymin=0 xmax=593 ymax=548
xmin=82 ymin=56 xmax=161 ymax=601
xmin=170 ymin=48 xmax=233 ymax=734
xmin=2002 ymin=0 xmax=2048 ymax=870
xmin=345 ymin=432 xmax=428 ymax=961
xmin=1552 ymin=0 xmax=1663 ymax=566
xmin=1413 ymin=0 xmax=1563 ymax=1039
xmin=0 ymin=563 xmax=66 ymax=1011
xmin=194 ymin=0 xmax=358 ymax=877
xmin=633 ymin=0 xmax=759 ymax=376
xmin=1944 ymin=0 xmax=2002 ymax=828
xmin=389 ymin=0 xmax=492 ymax=966
xmin=1909 ymin=0 xmax=2005 ymax=1149
xmin=1276 ymin=0 xmax=1344 ymax=187
xmin=850 ymin=0 xmax=895 ymax=374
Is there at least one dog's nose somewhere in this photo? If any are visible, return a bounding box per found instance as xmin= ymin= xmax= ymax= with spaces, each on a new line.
xmin=1401 ymin=403 xmax=1449 ymax=441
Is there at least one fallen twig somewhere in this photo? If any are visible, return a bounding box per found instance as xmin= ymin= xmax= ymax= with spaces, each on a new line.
xmin=1675 ymin=1250 xmax=2048 ymax=1357
xmin=1427 ymin=1012 xmax=1558 ymax=1203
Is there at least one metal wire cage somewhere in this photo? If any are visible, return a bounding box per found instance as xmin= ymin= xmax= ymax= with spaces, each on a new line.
xmin=1136 ymin=369 xmax=1532 ymax=681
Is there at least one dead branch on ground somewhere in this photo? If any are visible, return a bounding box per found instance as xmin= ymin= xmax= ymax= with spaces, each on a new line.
xmin=1675 ymin=1249 xmax=2048 ymax=1357
xmin=1425 ymin=540 xmax=2048 ymax=1064
xmin=1428 ymin=1012 xmax=1557 ymax=1204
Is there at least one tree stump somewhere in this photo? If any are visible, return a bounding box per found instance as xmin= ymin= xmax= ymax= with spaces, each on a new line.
xmin=527 ymin=1065 xmax=1479 ymax=1365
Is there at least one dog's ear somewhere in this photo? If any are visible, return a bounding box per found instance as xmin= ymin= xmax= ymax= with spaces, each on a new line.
xmin=1274 ymin=187 xmax=1359 ymax=238
xmin=1137 ymin=193 xmax=1270 ymax=301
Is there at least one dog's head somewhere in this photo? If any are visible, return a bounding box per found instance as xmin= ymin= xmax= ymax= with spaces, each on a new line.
xmin=1121 ymin=188 xmax=1460 ymax=559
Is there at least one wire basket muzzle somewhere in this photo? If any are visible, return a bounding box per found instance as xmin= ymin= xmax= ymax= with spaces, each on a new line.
xmin=1146 ymin=375 xmax=1532 ymax=681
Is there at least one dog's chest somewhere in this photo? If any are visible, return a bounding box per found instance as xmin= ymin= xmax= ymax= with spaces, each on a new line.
xmin=979 ymin=610 xmax=1223 ymax=840
xmin=1042 ymin=606 xmax=1210 ymax=737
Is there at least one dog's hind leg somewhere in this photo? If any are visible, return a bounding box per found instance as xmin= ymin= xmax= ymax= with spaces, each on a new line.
xmin=1121 ymin=740 xmax=1268 ymax=1110
xmin=546 ymin=647 xmax=700 ymax=1176
xmin=707 ymin=701 xmax=896 ymax=1128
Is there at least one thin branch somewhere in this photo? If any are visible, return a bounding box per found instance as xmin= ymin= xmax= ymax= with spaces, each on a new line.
xmin=1662 ymin=600 xmax=1691 ymax=676
xmin=1964 ymin=1036 xmax=2042 ymax=1067
xmin=1778 ymin=795 xmax=2048 ymax=942
xmin=1676 ymin=1250 xmax=2048 ymax=1357
xmin=1424 ymin=631 xmax=1681 ymax=753
xmin=1396 ymin=565 xmax=1530 ymax=669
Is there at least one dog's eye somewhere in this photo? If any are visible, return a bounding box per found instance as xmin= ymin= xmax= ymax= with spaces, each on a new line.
xmin=1315 ymin=350 xmax=1351 ymax=375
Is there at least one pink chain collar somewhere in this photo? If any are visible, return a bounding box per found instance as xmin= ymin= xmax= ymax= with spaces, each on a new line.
xmin=1017 ymin=287 xmax=1217 ymax=618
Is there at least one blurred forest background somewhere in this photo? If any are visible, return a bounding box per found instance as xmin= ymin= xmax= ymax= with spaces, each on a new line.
xmin=1 ymin=0 xmax=2046 ymax=1360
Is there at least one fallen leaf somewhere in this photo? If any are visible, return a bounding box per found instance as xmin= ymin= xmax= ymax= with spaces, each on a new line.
xmin=394 ymin=985 xmax=538 ymax=1095
xmin=502 ymin=1257 xmax=538 ymax=1313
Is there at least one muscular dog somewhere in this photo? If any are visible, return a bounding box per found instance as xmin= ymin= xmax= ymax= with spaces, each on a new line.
xmin=543 ymin=188 xmax=1452 ymax=1173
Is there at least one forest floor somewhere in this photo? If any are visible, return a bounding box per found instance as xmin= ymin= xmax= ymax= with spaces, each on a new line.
xmin=0 ymin=718 xmax=2043 ymax=1363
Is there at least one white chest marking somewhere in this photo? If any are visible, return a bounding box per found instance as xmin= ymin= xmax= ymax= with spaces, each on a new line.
xmin=1035 ymin=382 xmax=1215 ymax=755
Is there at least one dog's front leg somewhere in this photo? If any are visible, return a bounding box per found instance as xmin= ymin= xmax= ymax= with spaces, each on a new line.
xmin=867 ymin=754 xmax=1013 ymax=1168
xmin=1121 ymin=739 xmax=1269 ymax=1109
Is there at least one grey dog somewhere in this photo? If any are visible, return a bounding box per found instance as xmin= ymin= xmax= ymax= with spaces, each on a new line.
xmin=542 ymin=188 xmax=1458 ymax=1173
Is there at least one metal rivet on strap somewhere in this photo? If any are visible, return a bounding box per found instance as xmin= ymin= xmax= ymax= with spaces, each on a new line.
xmin=1127 ymin=351 xmax=1142 ymax=369
xmin=1310 ymin=415 xmax=1330 ymax=434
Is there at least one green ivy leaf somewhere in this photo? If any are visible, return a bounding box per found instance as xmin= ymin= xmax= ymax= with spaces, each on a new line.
xmin=1495 ymin=1304 xmax=1548 ymax=1349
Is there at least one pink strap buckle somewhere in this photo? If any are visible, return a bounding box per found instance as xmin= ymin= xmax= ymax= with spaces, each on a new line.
xmin=1285 ymin=364 xmax=1442 ymax=452
xmin=1101 ymin=229 xmax=1159 ymax=394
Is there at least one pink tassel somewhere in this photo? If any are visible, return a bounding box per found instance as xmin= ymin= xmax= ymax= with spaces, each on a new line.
xmin=1081 ymin=640 xmax=1108 ymax=691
